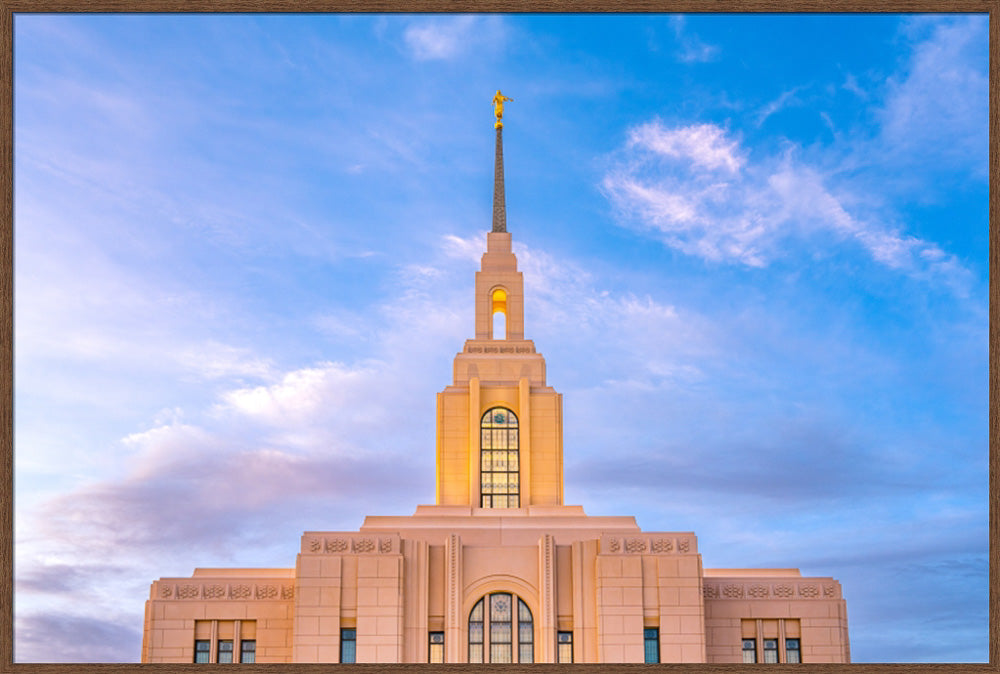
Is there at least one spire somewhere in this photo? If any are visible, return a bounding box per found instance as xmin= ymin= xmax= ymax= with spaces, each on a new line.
xmin=491 ymin=90 xmax=512 ymax=234
xmin=492 ymin=124 xmax=506 ymax=233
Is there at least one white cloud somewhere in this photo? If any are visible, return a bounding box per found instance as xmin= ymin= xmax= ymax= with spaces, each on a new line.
xmin=628 ymin=121 xmax=743 ymax=173
xmin=403 ymin=16 xmax=505 ymax=61
xmin=878 ymin=16 xmax=987 ymax=172
xmin=604 ymin=120 xmax=969 ymax=284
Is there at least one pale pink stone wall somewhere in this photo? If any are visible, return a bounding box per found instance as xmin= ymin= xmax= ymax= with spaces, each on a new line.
xmin=703 ymin=576 xmax=849 ymax=663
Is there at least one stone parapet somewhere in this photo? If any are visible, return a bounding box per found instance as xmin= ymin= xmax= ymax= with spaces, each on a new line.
xmin=152 ymin=579 xmax=294 ymax=601
xmin=599 ymin=533 xmax=698 ymax=555
xmin=702 ymin=578 xmax=842 ymax=600
xmin=300 ymin=532 xmax=401 ymax=555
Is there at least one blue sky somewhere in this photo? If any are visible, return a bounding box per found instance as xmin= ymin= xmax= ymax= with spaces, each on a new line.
xmin=13 ymin=13 xmax=987 ymax=663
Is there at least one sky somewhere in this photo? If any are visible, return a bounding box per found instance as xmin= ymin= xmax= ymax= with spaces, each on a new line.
xmin=12 ymin=13 xmax=988 ymax=663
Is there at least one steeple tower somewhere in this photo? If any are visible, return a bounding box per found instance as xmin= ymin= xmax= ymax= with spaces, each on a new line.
xmin=432 ymin=92 xmax=565 ymax=509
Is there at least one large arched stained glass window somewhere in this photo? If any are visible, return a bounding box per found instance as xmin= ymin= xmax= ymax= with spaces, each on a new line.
xmin=480 ymin=407 xmax=519 ymax=508
xmin=468 ymin=593 xmax=533 ymax=663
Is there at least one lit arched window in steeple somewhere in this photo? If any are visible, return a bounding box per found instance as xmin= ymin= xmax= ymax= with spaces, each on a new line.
xmin=491 ymin=288 xmax=507 ymax=339
xmin=480 ymin=407 xmax=519 ymax=508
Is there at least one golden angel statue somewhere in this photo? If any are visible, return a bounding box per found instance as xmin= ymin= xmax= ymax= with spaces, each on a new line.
xmin=492 ymin=90 xmax=513 ymax=127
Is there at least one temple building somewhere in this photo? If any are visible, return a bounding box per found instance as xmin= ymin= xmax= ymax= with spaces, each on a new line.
xmin=141 ymin=95 xmax=851 ymax=665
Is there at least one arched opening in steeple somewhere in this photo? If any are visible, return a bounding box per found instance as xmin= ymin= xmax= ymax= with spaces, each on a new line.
xmin=491 ymin=288 xmax=507 ymax=340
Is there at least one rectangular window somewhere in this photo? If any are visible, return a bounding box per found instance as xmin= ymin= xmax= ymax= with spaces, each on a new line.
xmin=340 ymin=629 xmax=356 ymax=663
xmin=240 ymin=640 xmax=256 ymax=664
xmin=786 ymin=638 xmax=801 ymax=663
xmin=428 ymin=632 xmax=444 ymax=663
xmin=194 ymin=640 xmax=211 ymax=663
xmin=643 ymin=628 xmax=659 ymax=664
xmin=557 ymin=631 xmax=573 ymax=663
xmin=763 ymin=638 xmax=779 ymax=664
xmin=217 ymin=640 xmax=233 ymax=664
xmin=742 ymin=638 xmax=757 ymax=663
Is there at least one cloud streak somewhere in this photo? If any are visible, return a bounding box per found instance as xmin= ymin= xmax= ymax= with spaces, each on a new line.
xmin=602 ymin=119 xmax=968 ymax=287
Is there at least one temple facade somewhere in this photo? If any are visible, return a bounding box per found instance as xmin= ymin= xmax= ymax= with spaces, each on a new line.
xmin=141 ymin=103 xmax=850 ymax=665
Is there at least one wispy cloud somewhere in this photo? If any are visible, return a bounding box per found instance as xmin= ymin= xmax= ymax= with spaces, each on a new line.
xmin=877 ymin=15 xmax=987 ymax=173
xmin=403 ymin=16 xmax=505 ymax=61
xmin=670 ymin=16 xmax=720 ymax=63
xmin=756 ymin=86 xmax=805 ymax=127
xmin=602 ymin=119 xmax=969 ymax=288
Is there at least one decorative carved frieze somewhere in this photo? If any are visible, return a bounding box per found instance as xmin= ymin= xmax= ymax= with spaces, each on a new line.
xmin=203 ymin=584 xmax=226 ymax=599
xmin=256 ymin=585 xmax=278 ymax=600
xmin=798 ymin=584 xmax=820 ymax=598
xmin=624 ymin=538 xmax=647 ymax=553
xmin=600 ymin=534 xmax=697 ymax=555
xmin=300 ymin=533 xmax=400 ymax=554
xmin=702 ymin=581 xmax=840 ymax=600
xmin=774 ymin=584 xmax=794 ymax=598
xmin=155 ymin=581 xmax=294 ymax=601
xmin=177 ymin=584 xmax=201 ymax=599
xmin=466 ymin=345 xmax=535 ymax=354
xmin=650 ymin=538 xmax=673 ymax=553
xmin=722 ymin=584 xmax=745 ymax=599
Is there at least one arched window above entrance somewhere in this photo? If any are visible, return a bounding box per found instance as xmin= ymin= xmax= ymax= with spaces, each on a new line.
xmin=468 ymin=592 xmax=533 ymax=663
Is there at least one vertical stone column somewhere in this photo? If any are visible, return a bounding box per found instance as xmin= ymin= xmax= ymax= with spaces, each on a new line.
xmin=655 ymin=541 xmax=706 ymax=662
xmin=356 ymin=553 xmax=404 ymax=662
xmin=468 ymin=377 xmax=480 ymax=508
xmin=518 ymin=377 xmax=532 ymax=507
xmin=445 ymin=534 xmax=463 ymax=663
xmin=572 ymin=539 xmax=599 ymax=662
xmin=402 ymin=539 xmax=429 ymax=663
xmin=596 ymin=540 xmax=644 ymax=662
xmin=538 ymin=534 xmax=556 ymax=662
xmin=292 ymin=548 xmax=342 ymax=662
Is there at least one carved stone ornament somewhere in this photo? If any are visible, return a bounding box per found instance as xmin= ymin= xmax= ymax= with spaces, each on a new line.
xmin=608 ymin=538 xmax=621 ymax=553
xmin=678 ymin=538 xmax=691 ymax=553
xmin=824 ymin=583 xmax=838 ymax=598
xmin=774 ymin=584 xmax=794 ymax=598
xmin=204 ymin=584 xmax=226 ymax=599
xmin=722 ymin=584 xmax=745 ymax=599
xmin=257 ymin=584 xmax=278 ymax=600
xmin=281 ymin=585 xmax=295 ymax=600
xmin=159 ymin=585 xmax=173 ymax=599
xmin=231 ymin=584 xmax=252 ymax=600
xmin=308 ymin=538 xmax=322 ymax=552
xmin=799 ymin=584 xmax=820 ymax=598
xmin=703 ymin=584 xmax=720 ymax=599
xmin=625 ymin=538 xmax=647 ymax=553
xmin=650 ymin=538 xmax=674 ymax=554
xmin=178 ymin=584 xmax=201 ymax=599
xmin=380 ymin=538 xmax=393 ymax=553
xmin=326 ymin=538 xmax=349 ymax=553
xmin=354 ymin=538 xmax=376 ymax=553
xmin=748 ymin=584 xmax=769 ymax=599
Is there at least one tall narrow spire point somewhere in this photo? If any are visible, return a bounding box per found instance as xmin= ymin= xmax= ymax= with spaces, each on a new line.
xmin=492 ymin=124 xmax=506 ymax=233
xmin=491 ymin=90 xmax=512 ymax=234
